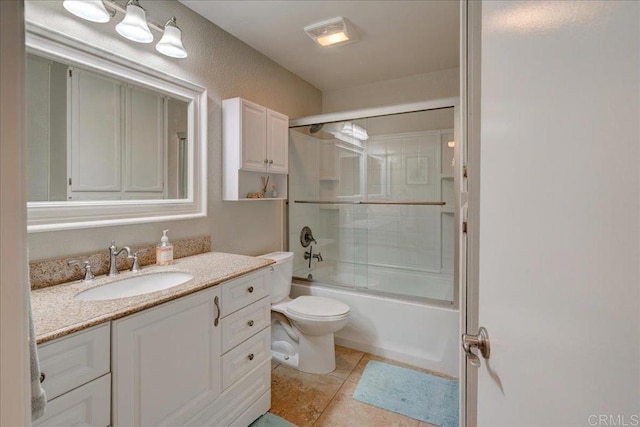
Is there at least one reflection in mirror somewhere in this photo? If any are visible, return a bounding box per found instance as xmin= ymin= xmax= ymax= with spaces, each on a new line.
xmin=25 ymin=23 xmax=206 ymax=232
xmin=26 ymin=52 xmax=189 ymax=202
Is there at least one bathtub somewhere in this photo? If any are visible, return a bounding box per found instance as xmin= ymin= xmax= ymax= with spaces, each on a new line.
xmin=290 ymin=274 xmax=460 ymax=378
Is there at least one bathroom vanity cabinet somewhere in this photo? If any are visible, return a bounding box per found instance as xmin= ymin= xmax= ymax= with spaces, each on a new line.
xmin=35 ymin=324 xmax=111 ymax=427
xmin=222 ymin=97 xmax=288 ymax=200
xmin=35 ymin=267 xmax=271 ymax=427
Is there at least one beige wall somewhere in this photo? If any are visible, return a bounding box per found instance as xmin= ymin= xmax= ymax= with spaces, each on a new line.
xmin=1 ymin=0 xmax=30 ymax=424
xmin=25 ymin=0 xmax=322 ymax=261
xmin=321 ymin=68 xmax=459 ymax=113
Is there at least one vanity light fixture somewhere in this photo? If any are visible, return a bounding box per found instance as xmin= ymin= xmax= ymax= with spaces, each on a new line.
xmin=63 ymin=0 xmax=113 ymax=23
xmin=115 ymin=0 xmax=153 ymax=43
xmin=304 ymin=17 xmax=355 ymax=47
xmin=156 ymin=17 xmax=187 ymax=58
xmin=62 ymin=0 xmax=188 ymax=58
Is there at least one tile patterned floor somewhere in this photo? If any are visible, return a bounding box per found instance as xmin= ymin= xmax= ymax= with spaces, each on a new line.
xmin=268 ymin=346 xmax=457 ymax=427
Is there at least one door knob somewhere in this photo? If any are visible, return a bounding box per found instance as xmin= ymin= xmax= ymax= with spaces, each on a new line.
xmin=462 ymin=327 xmax=490 ymax=368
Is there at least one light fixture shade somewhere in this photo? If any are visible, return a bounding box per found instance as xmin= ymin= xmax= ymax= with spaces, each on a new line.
xmin=156 ymin=17 xmax=187 ymax=58
xmin=304 ymin=17 xmax=354 ymax=47
xmin=115 ymin=0 xmax=153 ymax=44
xmin=340 ymin=123 xmax=369 ymax=140
xmin=63 ymin=0 xmax=110 ymax=23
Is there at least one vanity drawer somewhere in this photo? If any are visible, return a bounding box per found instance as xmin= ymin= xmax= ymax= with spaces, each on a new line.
xmin=221 ymin=269 xmax=268 ymax=316
xmin=34 ymin=373 xmax=111 ymax=427
xmin=221 ymin=296 xmax=270 ymax=353
xmin=38 ymin=323 xmax=110 ymax=400
xmin=221 ymin=327 xmax=271 ymax=390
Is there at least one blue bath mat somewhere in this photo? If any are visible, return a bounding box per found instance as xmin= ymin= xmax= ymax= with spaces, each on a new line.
xmin=353 ymin=361 xmax=459 ymax=427
xmin=249 ymin=413 xmax=296 ymax=427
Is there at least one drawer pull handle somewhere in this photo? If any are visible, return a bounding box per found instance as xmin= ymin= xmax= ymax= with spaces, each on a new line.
xmin=248 ymin=320 xmax=255 ymax=327
xmin=214 ymin=296 xmax=220 ymax=327
xmin=39 ymin=372 xmax=46 ymax=383
xmin=248 ymin=353 xmax=254 ymax=361
xmin=247 ymin=286 xmax=254 ymax=293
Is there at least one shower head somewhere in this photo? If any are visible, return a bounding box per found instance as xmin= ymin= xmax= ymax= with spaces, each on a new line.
xmin=309 ymin=123 xmax=324 ymax=134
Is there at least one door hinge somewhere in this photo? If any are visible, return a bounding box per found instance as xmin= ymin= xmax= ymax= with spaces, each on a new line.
xmin=462 ymin=221 xmax=468 ymax=233
xmin=68 ymin=69 xmax=72 ymax=78
xmin=68 ymin=178 xmax=72 ymax=186
xmin=463 ymin=166 xmax=468 ymax=178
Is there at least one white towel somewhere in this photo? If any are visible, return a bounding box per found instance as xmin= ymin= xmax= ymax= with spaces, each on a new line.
xmin=29 ymin=295 xmax=46 ymax=420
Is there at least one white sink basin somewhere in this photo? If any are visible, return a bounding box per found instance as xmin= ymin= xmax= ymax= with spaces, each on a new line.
xmin=75 ymin=272 xmax=194 ymax=301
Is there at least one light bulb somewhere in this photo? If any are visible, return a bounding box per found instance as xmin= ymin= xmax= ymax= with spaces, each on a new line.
xmin=63 ymin=0 xmax=110 ymax=23
xmin=115 ymin=0 xmax=153 ymax=44
xmin=156 ymin=17 xmax=187 ymax=58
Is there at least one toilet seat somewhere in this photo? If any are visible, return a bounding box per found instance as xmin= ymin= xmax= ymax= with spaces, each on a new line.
xmin=286 ymin=296 xmax=350 ymax=320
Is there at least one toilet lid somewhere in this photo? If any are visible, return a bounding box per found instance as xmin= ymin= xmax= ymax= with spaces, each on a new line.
xmin=286 ymin=296 xmax=350 ymax=318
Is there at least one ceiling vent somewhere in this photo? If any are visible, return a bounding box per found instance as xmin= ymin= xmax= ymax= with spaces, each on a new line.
xmin=304 ymin=17 xmax=355 ymax=47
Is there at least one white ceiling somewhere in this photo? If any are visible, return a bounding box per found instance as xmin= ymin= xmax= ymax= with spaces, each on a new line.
xmin=179 ymin=1 xmax=459 ymax=92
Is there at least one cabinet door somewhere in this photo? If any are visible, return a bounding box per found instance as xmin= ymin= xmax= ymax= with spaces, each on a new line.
xmin=112 ymin=287 xmax=221 ymax=427
xmin=69 ymin=68 xmax=122 ymax=194
xmin=34 ymin=374 xmax=111 ymax=427
xmin=240 ymin=100 xmax=267 ymax=172
xmin=124 ymin=86 xmax=166 ymax=194
xmin=266 ymin=109 xmax=288 ymax=173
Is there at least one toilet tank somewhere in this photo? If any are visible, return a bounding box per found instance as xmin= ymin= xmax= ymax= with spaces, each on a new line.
xmin=258 ymin=252 xmax=294 ymax=303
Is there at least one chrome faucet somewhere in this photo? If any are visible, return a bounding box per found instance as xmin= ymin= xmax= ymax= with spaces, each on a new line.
xmin=304 ymin=246 xmax=323 ymax=268
xmin=108 ymin=241 xmax=132 ymax=276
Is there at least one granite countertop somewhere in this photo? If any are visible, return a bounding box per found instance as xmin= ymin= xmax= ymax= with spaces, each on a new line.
xmin=32 ymin=252 xmax=274 ymax=345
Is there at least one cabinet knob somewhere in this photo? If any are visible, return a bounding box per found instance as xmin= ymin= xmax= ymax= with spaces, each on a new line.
xmin=39 ymin=372 xmax=46 ymax=383
xmin=247 ymin=286 xmax=254 ymax=293
xmin=264 ymin=159 xmax=269 ymax=164
xmin=248 ymin=320 xmax=254 ymax=327
xmin=269 ymin=159 xmax=273 ymax=164
xmin=248 ymin=353 xmax=254 ymax=361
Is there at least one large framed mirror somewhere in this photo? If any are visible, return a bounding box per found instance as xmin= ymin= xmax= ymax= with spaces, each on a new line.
xmin=25 ymin=22 xmax=207 ymax=232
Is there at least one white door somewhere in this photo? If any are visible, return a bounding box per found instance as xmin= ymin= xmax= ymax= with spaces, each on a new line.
xmin=267 ymin=109 xmax=289 ymax=173
xmin=470 ymin=1 xmax=640 ymax=426
xmin=69 ymin=68 xmax=122 ymax=194
xmin=240 ymin=99 xmax=267 ymax=172
xmin=124 ymin=86 xmax=166 ymax=195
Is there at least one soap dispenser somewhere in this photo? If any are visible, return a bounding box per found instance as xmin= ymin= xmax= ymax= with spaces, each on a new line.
xmin=156 ymin=229 xmax=174 ymax=265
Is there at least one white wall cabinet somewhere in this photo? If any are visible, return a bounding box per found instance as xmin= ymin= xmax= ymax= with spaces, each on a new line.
xmin=223 ymin=97 xmax=288 ymax=200
xmin=266 ymin=109 xmax=289 ymax=174
xmin=68 ymin=68 xmax=167 ymax=200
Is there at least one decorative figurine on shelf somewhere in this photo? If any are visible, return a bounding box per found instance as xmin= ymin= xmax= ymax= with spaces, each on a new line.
xmin=246 ymin=192 xmax=264 ymax=198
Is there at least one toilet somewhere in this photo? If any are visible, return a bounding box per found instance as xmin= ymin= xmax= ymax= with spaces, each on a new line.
xmin=259 ymin=252 xmax=350 ymax=374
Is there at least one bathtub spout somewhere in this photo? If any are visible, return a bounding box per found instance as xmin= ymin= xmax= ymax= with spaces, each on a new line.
xmin=272 ymin=311 xmax=299 ymax=342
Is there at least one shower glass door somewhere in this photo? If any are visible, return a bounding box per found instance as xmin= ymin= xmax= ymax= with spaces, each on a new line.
xmin=288 ymin=108 xmax=455 ymax=304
